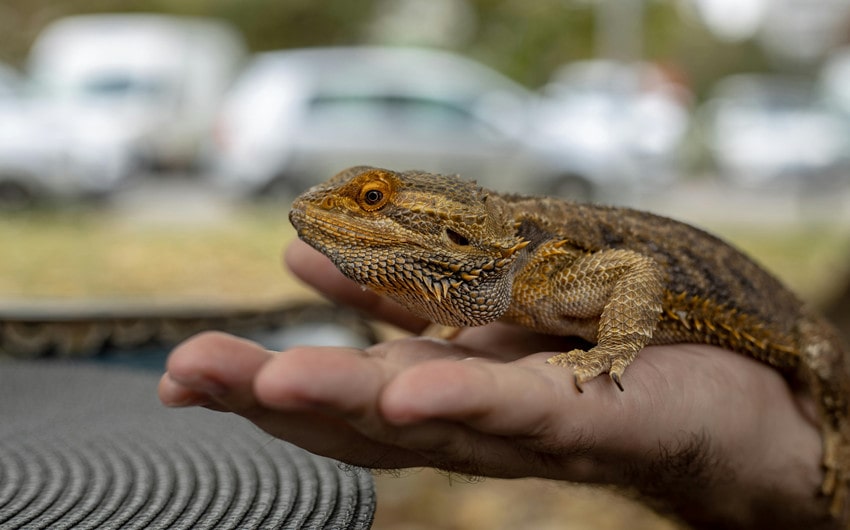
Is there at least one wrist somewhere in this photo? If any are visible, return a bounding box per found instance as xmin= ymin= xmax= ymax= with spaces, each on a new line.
xmin=655 ymin=395 xmax=834 ymax=529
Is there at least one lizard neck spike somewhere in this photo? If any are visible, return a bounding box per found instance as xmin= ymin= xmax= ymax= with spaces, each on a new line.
xmin=499 ymin=239 xmax=530 ymax=259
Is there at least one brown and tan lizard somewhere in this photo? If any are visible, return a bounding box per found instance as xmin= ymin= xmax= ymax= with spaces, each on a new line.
xmin=289 ymin=165 xmax=850 ymax=521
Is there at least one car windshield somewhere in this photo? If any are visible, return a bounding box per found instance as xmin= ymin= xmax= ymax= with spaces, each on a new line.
xmin=79 ymin=74 xmax=168 ymax=99
xmin=306 ymin=94 xmax=487 ymax=132
xmin=31 ymin=70 xmax=170 ymax=102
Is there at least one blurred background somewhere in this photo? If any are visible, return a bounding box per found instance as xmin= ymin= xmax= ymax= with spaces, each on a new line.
xmin=3 ymin=0 xmax=850 ymax=208
xmin=2 ymin=0 xmax=850 ymax=528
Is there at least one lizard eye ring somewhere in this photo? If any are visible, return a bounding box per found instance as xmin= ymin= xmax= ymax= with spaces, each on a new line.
xmin=358 ymin=181 xmax=391 ymax=211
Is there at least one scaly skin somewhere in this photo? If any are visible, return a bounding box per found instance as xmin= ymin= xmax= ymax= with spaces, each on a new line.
xmin=289 ymin=166 xmax=850 ymax=521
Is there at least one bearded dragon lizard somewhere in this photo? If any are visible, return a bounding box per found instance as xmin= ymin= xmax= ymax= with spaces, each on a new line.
xmin=289 ymin=166 xmax=850 ymax=522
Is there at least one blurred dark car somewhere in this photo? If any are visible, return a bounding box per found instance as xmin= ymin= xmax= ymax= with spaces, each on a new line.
xmin=209 ymin=47 xmax=661 ymax=202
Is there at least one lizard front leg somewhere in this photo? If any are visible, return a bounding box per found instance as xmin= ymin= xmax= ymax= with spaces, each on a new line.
xmin=508 ymin=244 xmax=665 ymax=390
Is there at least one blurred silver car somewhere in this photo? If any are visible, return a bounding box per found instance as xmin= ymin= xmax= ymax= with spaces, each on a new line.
xmin=539 ymin=60 xmax=691 ymax=191
xmin=209 ymin=47 xmax=642 ymax=201
xmin=0 ymin=63 xmax=22 ymax=99
xmin=699 ymin=74 xmax=850 ymax=188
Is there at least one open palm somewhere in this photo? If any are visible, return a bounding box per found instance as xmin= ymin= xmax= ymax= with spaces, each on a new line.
xmin=159 ymin=240 xmax=832 ymax=529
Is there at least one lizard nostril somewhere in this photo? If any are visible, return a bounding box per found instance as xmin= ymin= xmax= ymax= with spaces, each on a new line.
xmin=446 ymin=229 xmax=470 ymax=246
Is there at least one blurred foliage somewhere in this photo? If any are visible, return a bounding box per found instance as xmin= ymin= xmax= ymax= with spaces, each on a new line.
xmin=0 ymin=0 xmax=379 ymax=63
xmin=0 ymin=0 xmax=771 ymax=93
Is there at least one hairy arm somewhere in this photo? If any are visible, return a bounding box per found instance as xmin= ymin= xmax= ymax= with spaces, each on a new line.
xmin=159 ymin=240 xmax=836 ymax=529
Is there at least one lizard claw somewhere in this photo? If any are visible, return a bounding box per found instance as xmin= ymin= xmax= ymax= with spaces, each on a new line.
xmin=573 ymin=374 xmax=584 ymax=394
xmin=610 ymin=372 xmax=624 ymax=392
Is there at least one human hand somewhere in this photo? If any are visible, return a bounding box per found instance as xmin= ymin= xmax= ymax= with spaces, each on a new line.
xmin=159 ymin=239 xmax=835 ymax=529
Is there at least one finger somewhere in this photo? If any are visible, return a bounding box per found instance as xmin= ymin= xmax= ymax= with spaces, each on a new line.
xmin=252 ymin=337 xmax=479 ymax=418
xmin=254 ymin=343 xmax=610 ymax=479
xmin=379 ymin=355 xmax=586 ymax=434
xmin=158 ymin=372 xmax=210 ymax=407
xmin=160 ymin=331 xmax=271 ymax=413
xmin=371 ymin=354 xmax=641 ymax=482
xmin=284 ymin=239 xmax=428 ymax=333
xmin=162 ymin=332 xmax=430 ymax=468
xmin=251 ymin=344 xmax=434 ymax=468
xmin=254 ymin=345 xmax=400 ymax=427
xmin=250 ymin=339 xmax=584 ymax=478
xmin=453 ymin=322 xmax=591 ymax=361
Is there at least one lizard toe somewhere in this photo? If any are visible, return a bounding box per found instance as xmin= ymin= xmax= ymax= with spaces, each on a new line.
xmin=548 ymin=349 xmax=609 ymax=390
xmin=548 ymin=347 xmax=635 ymax=392
xmin=546 ymin=350 xmax=584 ymax=368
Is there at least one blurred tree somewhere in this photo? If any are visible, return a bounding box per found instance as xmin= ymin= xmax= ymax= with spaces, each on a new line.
xmin=0 ymin=0 xmax=774 ymax=94
xmin=464 ymin=0 xmax=594 ymax=85
xmin=0 ymin=0 xmax=379 ymax=66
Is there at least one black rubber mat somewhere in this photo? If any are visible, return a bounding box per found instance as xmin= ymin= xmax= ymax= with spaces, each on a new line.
xmin=0 ymin=361 xmax=376 ymax=529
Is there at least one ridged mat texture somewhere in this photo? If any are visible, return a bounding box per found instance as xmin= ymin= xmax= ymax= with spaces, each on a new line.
xmin=0 ymin=361 xmax=376 ymax=529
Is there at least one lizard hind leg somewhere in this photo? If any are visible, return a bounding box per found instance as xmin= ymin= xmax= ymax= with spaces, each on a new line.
xmin=797 ymin=314 xmax=850 ymax=522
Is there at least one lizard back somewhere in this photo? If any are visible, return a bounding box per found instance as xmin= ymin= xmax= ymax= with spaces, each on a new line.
xmin=500 ymin=193 xmax=809 ymax=369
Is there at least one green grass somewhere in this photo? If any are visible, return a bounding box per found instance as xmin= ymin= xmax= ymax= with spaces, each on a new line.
xmin=715 ymin=223 xmax=850 ymax=306
xmin=1 ymin=206 xmax=848 ymax=308
xmin=0 ymin=205 xmax=311 ymax=303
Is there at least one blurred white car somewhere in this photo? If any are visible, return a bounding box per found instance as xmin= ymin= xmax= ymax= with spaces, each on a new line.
xmin=699 ymin=74 xmax=850 ymax=188
xmin=0 ymin=60 xmax=138 ymax=207
xmin=209 ymin=47 xmax=646 ymax=201
xmin=0 ymin=97 xmax=134 ymax=206
xmin=539 ymin=60 xmax=691 ymax=191
xmin=28 ymin=14 xmax=246 ymax=170
xmin=0 ymin=64 xmax=37 ymax=206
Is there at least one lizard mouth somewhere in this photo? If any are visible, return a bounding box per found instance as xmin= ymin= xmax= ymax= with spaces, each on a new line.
xmin=288 ymin=203 xmax=400 ymax=248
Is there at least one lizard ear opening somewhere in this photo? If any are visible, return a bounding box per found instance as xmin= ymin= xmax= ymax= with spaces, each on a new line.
xmin=445 ymin=228 xmax=470 ymax=246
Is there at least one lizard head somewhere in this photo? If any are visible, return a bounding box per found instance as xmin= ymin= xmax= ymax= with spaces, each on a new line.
xmin=289 ymin=166 xmax=529 ymax=327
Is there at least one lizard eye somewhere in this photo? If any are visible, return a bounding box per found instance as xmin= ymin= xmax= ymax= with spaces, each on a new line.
xmin=445 ymin=228 xmax=470 ymax=246
xmin=358 ymin=181 xmax=390 ymax=211
xmin=364 ymin=189 xmax=383 ymax=204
